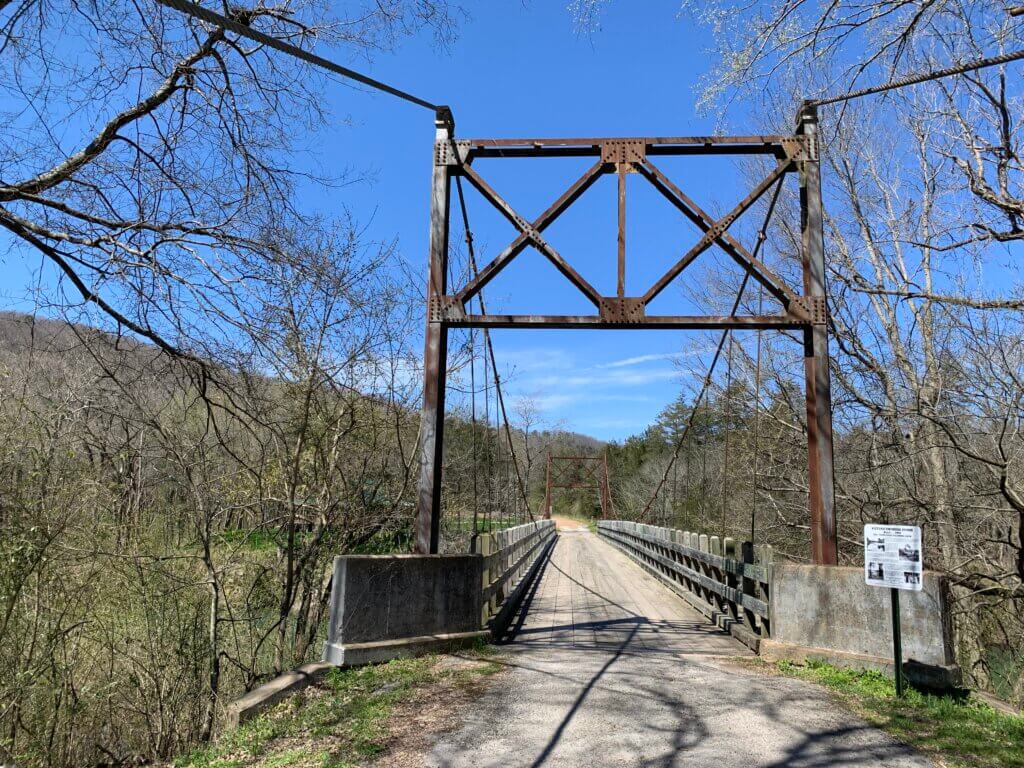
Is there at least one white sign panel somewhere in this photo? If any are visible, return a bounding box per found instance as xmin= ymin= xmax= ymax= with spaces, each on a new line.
xmin=864 ymin=524 xmax=923 ymax=591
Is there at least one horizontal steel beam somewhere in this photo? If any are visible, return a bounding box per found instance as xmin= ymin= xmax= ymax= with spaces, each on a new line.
xmin=444 ymin=314 xmax=807 ymax=330
xmin=459 ymin=136 xmax=799 ymax=159
xmin=460 ymin=135 xmax=793 ymax=148
xmin=467 ymin=146 xmax=797 ymax=159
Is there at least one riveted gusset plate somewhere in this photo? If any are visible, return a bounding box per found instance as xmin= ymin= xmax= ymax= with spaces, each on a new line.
xmin=599 ymin=297 xmax=646 ymax=323
xmin=780 ymin=135 xmax=816 ymax=163
xmin=791 ymin=295 xmax=827 ymax=324
xmin=434 ymin=140 xmax=472 ymax=167
xmin=428 ymin=295 xmax=467 ymax=322
xmin=510 ymin=216 xmax=556 ymax=252
xmin=807 ymin=295 xmax=827 ymax=324
xmin=601 ymin=140 xmax=646 ymax=165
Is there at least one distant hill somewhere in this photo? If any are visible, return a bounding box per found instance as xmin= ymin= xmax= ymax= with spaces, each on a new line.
xmin=0 ymin=310 xmax=158 ymax=358
xmin=0 ymin=310 xmax=608 ymax=450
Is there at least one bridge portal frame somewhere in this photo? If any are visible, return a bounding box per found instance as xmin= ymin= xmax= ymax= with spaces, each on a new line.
xmin=414 ymin=104 xmax=837 ymax=565
xmin=543 ymin=454 xmax=612 ymax=520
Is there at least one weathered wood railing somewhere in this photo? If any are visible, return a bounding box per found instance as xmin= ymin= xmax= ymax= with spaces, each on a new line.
xmin=473 ymin=519 xmax=556 ymax=638
xmin=597 ymin=520 xmax=772 ymax=651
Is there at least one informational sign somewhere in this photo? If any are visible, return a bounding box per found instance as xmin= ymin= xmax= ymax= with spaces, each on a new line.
xmin=864 ymin=524 xmax=923 ymax=591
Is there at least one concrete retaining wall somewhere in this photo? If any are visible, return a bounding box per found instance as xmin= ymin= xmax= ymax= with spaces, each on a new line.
xmin=238 ymin=521 xmax=555 ymax=725
xmin=321 ymin=520 xmax=556 ymax=667
xmin=598 ymin=520 xmax=960 ymax=689
xmin=322 ymin=554 xmax=487 ymax=666
xmin=766 ymin=563 xmax=958 ymax=683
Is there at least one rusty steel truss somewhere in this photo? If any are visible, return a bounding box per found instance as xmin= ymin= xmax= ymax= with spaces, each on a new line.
xmin=542 ymin=454 xmax=613 ymax=520
xmin=414 ymin=104 xmax=838 ymax=565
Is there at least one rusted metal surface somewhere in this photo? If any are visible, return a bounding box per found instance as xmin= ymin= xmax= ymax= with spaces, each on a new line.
xmin=635 ymin=160 xmax=804 ymax=314
xmin=599 ymin=298 xmax=646 ymax=324
xmin=459 ymin=163 xmax=603 ymax=307
xmin=544 ymin=454 xmax=612 ymax=519
xmin=797 ymin=104 xmax=838 ymax=566
xmin=458 ymin=135 xmax=802 ymax=156
xmin=642 ymin=160 xmax=791 ymax=304
xmin=449 ymin=313 xmax=804 ymax=329
xmin=457 ymin=161 xmax=604 ymax=303
xmin=413 ymin=123 xmax=840 ymax=563
xmin=617 ymin=164 xmax=627 ymax=297
xmin=602 ymin=139 xmax=647 ymax=164
xmin=444 ymin=136 xmax=816 ymax=328
xmin=414 ymin=112 xmax=453 ymax=554
xmin=428 ymin=295 xmax=467 ymax=322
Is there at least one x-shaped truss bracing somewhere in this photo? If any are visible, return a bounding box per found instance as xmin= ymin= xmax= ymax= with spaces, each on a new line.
xmin=430 ymin=133 xmax=824 ymax=329
xmin=416 ymin=106 xmax=837 ymax=569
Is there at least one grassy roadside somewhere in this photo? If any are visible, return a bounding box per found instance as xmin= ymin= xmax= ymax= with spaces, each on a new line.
xmin=174 ymin=649 xmax=502 ymax=768
xmin=761 ymin=659 xmax=1024 ymax=768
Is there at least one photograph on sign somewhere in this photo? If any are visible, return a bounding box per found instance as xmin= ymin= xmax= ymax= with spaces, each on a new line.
xmin=864 ymin=524 xmax=923 ymax=591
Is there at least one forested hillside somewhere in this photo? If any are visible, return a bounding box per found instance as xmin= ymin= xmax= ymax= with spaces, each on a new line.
xmin=0 ymin=310 xmax=598 ymax=766
xmin=3 ymin=0 xmax=1023 ymax=765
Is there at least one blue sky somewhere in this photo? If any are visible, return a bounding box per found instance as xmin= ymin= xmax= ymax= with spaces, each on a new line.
xmin=0 ymin=1 xmax=784 ymax=441
xmin=308 ymin=0 xmax=770 ymax=440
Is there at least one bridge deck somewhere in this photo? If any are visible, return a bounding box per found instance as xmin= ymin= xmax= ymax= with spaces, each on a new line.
xmin=508 ymin=523 xmax=747 ymax=657
xmin=429 ymin=527 xmax=932 ymax=767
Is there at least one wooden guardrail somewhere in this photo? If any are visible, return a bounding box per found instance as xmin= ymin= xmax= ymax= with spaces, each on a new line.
xmin=597 ymin=520 xmax=772 ymax=650
xmin=473 ymin=519 xmax=556 ymax=638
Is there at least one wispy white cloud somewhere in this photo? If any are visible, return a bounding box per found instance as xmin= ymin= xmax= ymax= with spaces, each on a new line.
xmin=530 ymin=391 xmax=656 ymax=411
xmin=524 ymin=368 xmax=680 ymax=391
xmin=457 ymin=342 xmax=703 ymax=440
xmin=578 ymin=416 xmax=648 ymax=431
xmin=493 ymin=346 xmax=573 ymax=374
xmin=601 ymin=352 xmax=680 ymax=368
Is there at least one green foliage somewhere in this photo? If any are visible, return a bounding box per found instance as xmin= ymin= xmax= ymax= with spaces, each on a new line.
xmin=986 ymin=647 xmax=1024 ymax=705
xmin=776 ymin=661 xmax=1024 ymax=768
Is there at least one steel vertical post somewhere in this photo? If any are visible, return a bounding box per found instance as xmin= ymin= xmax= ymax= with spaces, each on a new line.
xmin=617 ymin=164 xmax=627 ymax=297
xmin=797 ymin=103 xmax=839 ymax=565
xmin=414 ymin=108 xmax=454 ymax=554
xmin=601 ymin=452 xmax=611 ymax=519
xmin=543 ymin=454 xmax=552 ymax=519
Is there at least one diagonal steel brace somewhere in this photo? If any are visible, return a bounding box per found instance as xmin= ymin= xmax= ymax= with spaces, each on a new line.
xmin=458 ymin=163 xmax=604 ymax=307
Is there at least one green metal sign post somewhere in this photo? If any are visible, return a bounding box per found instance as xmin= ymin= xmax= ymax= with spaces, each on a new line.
xmin=890 ymin=587 xmax=904 ymax=697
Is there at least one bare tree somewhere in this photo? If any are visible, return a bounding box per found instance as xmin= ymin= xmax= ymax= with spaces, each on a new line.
xmin=0 ymin=0 xmax=457 ymax=360
xmin=0 ymin=2 xmax=462 ymax=765
xmin=571 ymin=0 xmax=1024 ymax=703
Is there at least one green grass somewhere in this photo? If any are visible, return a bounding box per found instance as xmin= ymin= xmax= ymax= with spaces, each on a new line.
xmin=774 ymin=660 xmax=1024 ymax=768
xmin=175 ymin=652 xmax=500 ymax=768
xmin=986 ymin=647 xmax=1024 ymax=704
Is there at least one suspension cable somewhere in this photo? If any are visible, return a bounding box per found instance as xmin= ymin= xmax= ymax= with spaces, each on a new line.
xmin=156 ymin=0 xmax=442 ymax=112
xmin=809 ymin=47 xmax=1024 ymax=107
xmin=640 ymin=176 xmax=785 ymax=521
xmin=470 ymin=305 xmax=480 ymax=535
xmin=482 ymin=315 xmax=493 ymax=530
xmin=722 ymin=332 xmax=733 ymax=535
xmin=452 ymin=171 xmax=533 ymax=520
xmin=751 ymin=284 xmax=764 ymax=543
